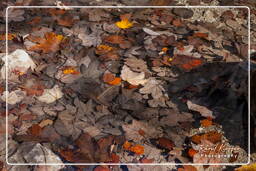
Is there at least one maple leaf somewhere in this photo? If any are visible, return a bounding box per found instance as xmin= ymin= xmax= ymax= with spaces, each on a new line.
xmin=115 ymin=19 xmax=133 ymax=29
xmin=29 ymin=32 xmax=64 ymax=53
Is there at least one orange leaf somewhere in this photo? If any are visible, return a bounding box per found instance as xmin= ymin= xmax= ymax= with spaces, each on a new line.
xmin=110 ymin=153 xmax=120 ymax=163
xmin=0 ymin=33 xmax=16 ymax=40
xmin=157 ymin=137 xmax=174 ymax=150
xmin=107 ymin=77 xmax=121 ymax=85
xmin=103 ymin=73 xmax=115 ymax=83
xmin=140 ymin=158 xmax=154 ymax=163
xmin=62 ymin=66 xmax=80 ymax=75
xmin=188 ymin=148 xmax=198 ymax=158
xmin=96 ymin=45 xmax=113 ymax=55
xmin=183 ymin=165 xmax=198 ymax=171
xmin=29 ymin=32 xmax=63 ymax=53
xmin=200 ymin=119 xmax=213 ymax=127
xmin=130 ymin=144 xmax=144 ymax=155
xmin=191 ymin=134 xmax=202 ymax=144
xmin=193 ymin=32 xmax=208 ymax=39
xmin=127 ymin=84 xmax=139 ymax=89
xmin=104 ymin=35 xmax=125 ymax=44
xmin=123 ymin=141 xmax=132 ymax=150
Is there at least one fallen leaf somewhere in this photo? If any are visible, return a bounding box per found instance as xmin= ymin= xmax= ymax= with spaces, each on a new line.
xmin=193 ymin=32 xmax=208 ymax=39
xmin=156 ymin=137 xmax=174 ymax=150
xmin=1 ymin=89 xmax=26 ymax=105
xmin=27 ymin=124 xmax=42 ymax=137
xmin=188 ymin=148 xmax=198 ymax=158
xmin=56 ymin=15 xmax=74 ymax=27
xmin=201 ymin=131 xmax=222 ymax=144
xmin=29 ymin=32 xmax=63 ymax=53
xmin=104 ymin=35 xmax=125 ymax=44
xmin=172 ymin=19 xmax=182 ymax=27
xmin=39 ymin=119 xmax=53 ymax=128
xmin=140 ymin=158 xmax=154 ymax=163
xmin=62 ymin=66 xmax=80 ymax=75
xmin=187 ymin=100 xmax=213 ymax=118
xmin=0 ymin=49 xmax=36 ymax=80
xmin=115 ymin=19 xmax=133 ymax=29
xmin=130 ymin=144 xmax=144 ymax=155
xmin=0 ymin=33 xmax=16 ymax=40
xmin=235 ymin=163 xmax=256 ymax=171
xmin=123 ymin=141 xmax=132 ymax=150
xmin=103 ymin=73 xmax=115 ymax=83
xmin=107 ymin=77 xmax=121 ymax=85
xmin=37 ymin=85 xmax=63 ymax=104
xmin=22 ymin=84 xmax=45 ymax=96
xmin=120 ymin=65 xmax=148 ymax=85
xmin=124 ymin=56 xmax=148 ymax=73
xmin=96 ymin=45 xmax=114 ymax=55
xmin=200 ymin=119 xmax=213 ymax=127
xmin=122 ymin=120 xmax=163 ymax=142
xmin=139 ymin=77 xmax=165 ymax=99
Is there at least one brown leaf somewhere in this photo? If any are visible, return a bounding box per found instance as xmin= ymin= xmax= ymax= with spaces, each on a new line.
xmin=103 ymin=73 xmax=115 ymax=83
xmin=157 ymin=137 xmax=174 ymax=150
xmin=27 ymin=124 xmax=42 ymax=137
xmin=75 ymin=133 xmax=98 ymax=162
xmin=28 ymin=32 xmax=63 ymax=53
xmin=94 ymin=166 xmax=111 ymax=171
xmin=56 ymin=15 xmax=74 ymax=27
xmin=104 ymin=35 xmax=125 ymax=44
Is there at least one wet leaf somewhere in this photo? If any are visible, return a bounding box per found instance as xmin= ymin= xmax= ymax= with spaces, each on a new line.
xmin=115 ymin=19 xmax=133 ymax=29
xmin=130 ymin=144 xmax=144 ymax=155
xmin=29 ymin=32 xmax=64 ymax=53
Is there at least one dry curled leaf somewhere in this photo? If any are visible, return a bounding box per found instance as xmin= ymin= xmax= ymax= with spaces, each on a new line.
xmin=121 ymin=65 xmax=148 ymax=85
xmin=29 ymin=32 xmax=64 ymax=53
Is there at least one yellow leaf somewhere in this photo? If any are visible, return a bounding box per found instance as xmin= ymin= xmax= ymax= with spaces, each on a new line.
xmin=115 ymin=19 xmax=133 ymax=29
xmin=236 ymin=163 xmax=256 ymax=171
xmin=62 ymin=67 xmax=80 ymax=75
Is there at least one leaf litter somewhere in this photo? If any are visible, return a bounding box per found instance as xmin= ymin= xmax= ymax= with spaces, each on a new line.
xmin=0 ymin=3 xmax=252 ymax=171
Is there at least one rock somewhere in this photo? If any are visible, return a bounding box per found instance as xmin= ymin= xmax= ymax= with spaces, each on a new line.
xmin=172 ymin=8 xmax=194 ymax=19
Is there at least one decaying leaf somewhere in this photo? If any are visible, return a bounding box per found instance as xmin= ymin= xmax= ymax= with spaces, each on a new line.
xmin=122 ymin=119 xmax=163 ymax=142
xmin=139 ymin=77 xmax=165 ymax=99
xmin=28 ymin=32 xmax=64 ymax=53
xmin=1 ymin=89 xmax=26 ymax=105
xmin=124 ymin=56 xmax=148 ymax=73
xmin=37 ymin=85 xmax=63 ymax=104
xmin=120 ymin=65 xmax=148 ymax=85
xmin=187 ymin=100 xmax=214 ymax=118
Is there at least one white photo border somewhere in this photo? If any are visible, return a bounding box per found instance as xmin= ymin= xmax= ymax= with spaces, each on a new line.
xmin=5 ymin=5 xmax=251 ymax=166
